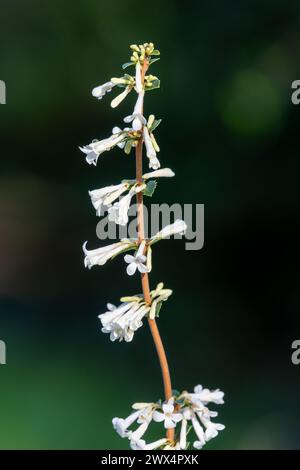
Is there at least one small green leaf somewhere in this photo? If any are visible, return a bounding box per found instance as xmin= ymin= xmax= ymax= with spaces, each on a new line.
xmin=151 ymin=50 xmax=160 ymax=56
xmin=150 ymin=119 xmax=162 ymax=132
xmin=149 ymin=57 xmax=160 ymax=65
xmin=124 ymin=140 xmax=133 ymax=155
xmin=121 ymin=178 xmax=136 ymax=186
xmin=146 ymin=79 xmax=160 ymax=92
xmin=122 ymin=62 xmax=134 ymax=70
xmin=143 ymin=180 xmax=157 ymax=197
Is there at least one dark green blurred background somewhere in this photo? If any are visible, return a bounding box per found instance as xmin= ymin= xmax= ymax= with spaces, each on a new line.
xmin=1 ymin=0 xmax=300 ymax=450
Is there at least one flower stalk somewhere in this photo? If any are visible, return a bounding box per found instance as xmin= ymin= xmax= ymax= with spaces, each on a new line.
xmin=81 ymin=42 xmax=225 ymax=450
xmin=135 ymin=57 xmax=174 ymax=441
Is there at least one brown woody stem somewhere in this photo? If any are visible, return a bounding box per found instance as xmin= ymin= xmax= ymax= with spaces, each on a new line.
xmin=135 ymin=59 xmax=174 ymax=442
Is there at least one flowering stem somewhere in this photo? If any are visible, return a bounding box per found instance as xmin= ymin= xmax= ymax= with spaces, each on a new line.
xmin=135 ymin=60 xmax=174 ymax=442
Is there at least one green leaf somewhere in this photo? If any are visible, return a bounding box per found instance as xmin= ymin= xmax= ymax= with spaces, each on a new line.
xmin=150 ymin=119 xmax=162 ymax=132
xmin=121 ymin=178 xmax=136 ymax=186
xmin=122 ymin=62 xmax=134 ymax=70
xmin=149 ymin=57 xmax=160 ymax=65
xmin=124 ymin=140 xmax=133 ymax=155
xmin=143 ymin=180 xmax=157 ymax=197
xmin=155 ymin=300 xmax=163 ymax=317
xmin=146 ymin=79 xmax=160 ymax=92
xmin=151 ymin=50 xmax=160 ymax=56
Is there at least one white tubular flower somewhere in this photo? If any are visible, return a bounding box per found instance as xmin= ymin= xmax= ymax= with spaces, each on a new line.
xmin=124 ymin=91 xmax=146 ymax=131
xmin=129 ymin=422 xmax=149 ymax=441
xmin=108 ymin=184 xmax=144 ymax=226
xmin=112 ymin=410 xmax=140 ymax=438
xmin=124 ymin=240 xmax=149 ymax=276
xmin=83 ymin=239 xmax=134 ymax=269
xmin=191 ymin=415 xmax=206 ymax=449
xmin=151 ymin=219 xmax=187 ymax=242
xmin=199 ymin=415 xmax=225 ymax=442
xmin=88 ymin=182 xmax=129 ymax=216
xmin=108 ymin=192 xmax=132 ymax=226
xmin=130 ymin=438 xmax=167 ymax=450
xmin=111 ymin=126 xmax=132 ymax=150
xmin=92 ymin=81 xmax=115 ymax=100
xmin=79 ymin=129 xmax=128 ymax=165
xmin=192 ymin=385 xmax=225 ymax=405
xmin=135 ymin=62 xmax=143 ymax=93
xmin=111 ymin=85 xmax=132 ymax=108
xmin=98 ymin=299 xmax=150 ymax=342
xmin=142 ymin=168 xmax=175 ymax=179
xmin=153 ymin=399 xmax=183 ymax=429
xmin=143 ymin=126 xmax=160 ymax=170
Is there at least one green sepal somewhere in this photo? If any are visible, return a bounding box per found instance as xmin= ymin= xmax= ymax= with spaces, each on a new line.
xmin=122 ymin=62 xmax=135 ymax=69
xmin=124 ymin=140 xmax=133 ymax=155
xmin=121 ymin=178 xmax=136 ymax=186
xmin=150 ymin=118 xmax=162 ymax=132
xmin=149 ymin=57 xmax=160 ymax=65
xmin=143 ymin=180 xmax=157 ymax=197
xmin=155 ymin=300 xmax=163 ymax=317
xmin=146 ymin=79 xmax=160 ymax=91
xmin=151 ymin=50 xmax=160 ymax=56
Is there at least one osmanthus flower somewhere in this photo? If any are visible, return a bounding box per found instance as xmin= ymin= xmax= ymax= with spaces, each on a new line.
xmin=112 ymin=384 xmax=224 ymax=450
xmin=99 ymin=300 xmax=150 ymax=343
xmin=113 ymin=404 xmax=155 ymax=439
xmin=143 ymin=125 xmax=160 ymax=170
xmin=150 ymin=220 xmax=187 ymax=244
xmin=199 ymin=415 xmax=225 ymax=442
xmin=92 ymin=75 xmax=135 ymax=108
xmin=82 ymin=239 xmax=135 ymax=269
xmin=99 ymin=283 xmax=173 ymax=342
xmin=153 ymin=398 xmax=182 ymax=429
xmin=124 ymin=240 xmax=149 ymax=276
xmin=92 ymin=81 xmax=115 ymax=100
xmin=79 ymin=127 xmax=130 ymax=165
xmin=179 ymin=384 xmax=225 ymax=448
xmin=189 ymin=384 xmax=225 ymax=406
xmin=124 ymin=91 xmax=146 ymax=131
xmin=142 ymin=168 xmax=175 ymax=179
xmin=108 ymin=183 xmax=145 ymax=226
xmin=88 ymin=182 xmax=130 ymax=216
xmin=130 ymin=438 xmax=167 ymax=450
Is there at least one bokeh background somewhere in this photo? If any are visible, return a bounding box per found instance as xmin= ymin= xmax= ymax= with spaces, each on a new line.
xmin=0 ymin=0 xmax=300 ymax=450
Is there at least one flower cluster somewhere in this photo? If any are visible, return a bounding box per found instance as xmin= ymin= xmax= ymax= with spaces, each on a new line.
xmin=88 ymin=167 xmax=174 ymax=221
xmin=83 ymin=219 xmax=187 ymax=274
xmin=80 ymin=43 xmax=161 ymax=168
xmin=99 ymin=283 xmax=172 ymax=342
xmin=113 ymin=385 xmax=225 ymax=450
